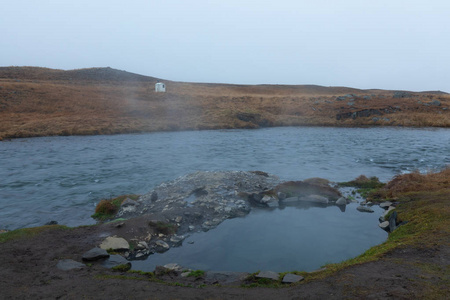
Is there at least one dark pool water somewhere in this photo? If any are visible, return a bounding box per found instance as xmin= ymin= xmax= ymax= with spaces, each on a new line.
xmin=132 ymin=202 xmax=387 ymax=272
xmin=0 ymin=127 xmax=448 ymax=230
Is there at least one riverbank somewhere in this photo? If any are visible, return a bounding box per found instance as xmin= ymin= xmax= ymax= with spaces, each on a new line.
xmin=1 ymin=66 xmax=449 ymax=140
xmin=0 ymin=169 xmax=448 ymax=299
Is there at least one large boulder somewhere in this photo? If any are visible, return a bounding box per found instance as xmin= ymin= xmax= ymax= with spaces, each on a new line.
xmin=99 ymin=236 xmax=130 ymax=251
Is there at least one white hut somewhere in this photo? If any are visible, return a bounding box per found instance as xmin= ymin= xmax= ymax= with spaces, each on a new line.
xmin=155 ymin=82 xmax=166 ymax=92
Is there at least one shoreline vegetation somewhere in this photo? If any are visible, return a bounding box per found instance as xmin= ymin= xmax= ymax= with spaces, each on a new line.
xmin=0 ymin=66 xmax=449 ymax=141
xmin=0 ymin=168 xmax=448 ymax=298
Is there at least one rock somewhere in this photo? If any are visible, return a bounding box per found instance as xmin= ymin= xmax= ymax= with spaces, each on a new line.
xmin=379 ymin=206 xmax=396 ymax=222
xmin=45 ymin=221 xmax=58 ymax=225
xmin=282 ymin=273 xmax=304 ymax=283
xmin=379 ymin=221 xmax=390 ymax=232
xmin=151 ymin=191 xmax=158 ymax=201
xmin=56 ymin=259 xmax=85 ymax=271
xmin=206 ymin=271 xmax=250 ymax=284
xmin=389 ymin=211 xmax=398 ymax=232
xmin=430 ymin=100 xmax=441 ymax=106
xmin=115 ymin=222 xmax=125 ymax=228
xmin=100 ymin=254 xmax=131 ymax=269
xmin=256 ymin=271 xmax=279 ymax=281
xmin=155 ymin=240 xmax=170 ymax=252
xmin=170 ymin=235 xmax=185 ymax=246
xmin=82 ymin=247 xmax=110 ymax=261
xmin=277 ymin=192 xmax=286 ymax=200
xmin=299 ymin=194 xmax=329 ymax=204
xmin=181 ymin=271 xmax=191 ymax=277
xmin=188 ymin=225 xmax=195 ymax=231
xmin=357 ymin=206 xmax=374 ymax=213
xmin=121 ymin=198 xmax=139 ymax=207
xmin=261 ymin=195 xmax=279 ymax=207
xmin=174 ymin=216 xmax=183 ymax=223
xmin=154 ymin=265 xmax=178 ymax=276
xmin=275 ymin=181 xmax=341 ymax=202
xmin=336 ymin=197 xmax=347 ymax=206
xmin=0 ymin=229 xmax=9 ymax=234
xmin=393 ymin=91 xmax=411 ymax=98
xmin=99 ymin=236 xmax=130 ymax=251
xmin=135 ymin=241 xmax=149 ymax=250
xmin=379 ymin=201 xmax=393 ymax=209
xmin=163 ymin=263 xmax=183 ymax=271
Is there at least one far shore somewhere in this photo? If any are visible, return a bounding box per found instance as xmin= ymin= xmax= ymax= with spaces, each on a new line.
xmin=0 ymin=66 xmax=449 ymax=141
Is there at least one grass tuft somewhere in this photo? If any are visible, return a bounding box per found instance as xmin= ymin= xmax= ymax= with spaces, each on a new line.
xmin=91 ymin=194 xmax=139 ymax=221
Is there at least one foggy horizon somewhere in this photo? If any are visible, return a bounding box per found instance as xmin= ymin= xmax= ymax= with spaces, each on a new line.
xmin=2 ymin=1 xmax=450 ymax=93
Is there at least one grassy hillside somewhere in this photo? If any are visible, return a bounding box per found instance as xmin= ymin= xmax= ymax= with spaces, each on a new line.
xmin=0 ymin=67 xmax=448 ymax=140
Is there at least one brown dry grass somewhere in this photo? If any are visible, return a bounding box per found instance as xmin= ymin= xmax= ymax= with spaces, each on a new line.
xmin=0 ymin=67 xmax=449 ymax=139
xmin=384 ymin=167 xmax=450 ymax=197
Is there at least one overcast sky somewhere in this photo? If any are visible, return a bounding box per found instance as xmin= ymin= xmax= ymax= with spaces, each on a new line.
xmin=2 ymin=1 xmax=449 ymax=92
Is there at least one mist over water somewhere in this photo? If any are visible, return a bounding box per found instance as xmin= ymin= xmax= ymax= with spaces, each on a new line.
xmin=0 ymin=127 xmax=449 ymax=230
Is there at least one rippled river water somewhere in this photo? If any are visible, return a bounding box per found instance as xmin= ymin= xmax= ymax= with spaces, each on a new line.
xmin=1 ymin=127 xmax=449 ymax=230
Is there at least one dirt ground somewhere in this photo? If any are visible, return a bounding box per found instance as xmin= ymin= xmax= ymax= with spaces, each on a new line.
xmin=1 ymin=219 xmax=448 ymax=300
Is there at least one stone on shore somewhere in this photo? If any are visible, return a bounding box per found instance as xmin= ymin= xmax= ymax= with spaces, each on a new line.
xmin=261 ymin=195 xmax=279 ymax=207
xmin=379 ymin=201 xmax=393 ymax=209
xmin=256 ymin=271 xmax=279 ymax=281
xmin=163 ymin=263 xmax=183 ymax=271
xmin=336 ymin=197 xmax=347 ymax=206
xmin=56 ymin=259 xmax=85 ymax=271
xmin=379 ymin=221 xmax=390 ymax=231
xmin=99 ymin=236 xmax=130 ymax=251
xmin=379 ymin=206 xmax=396 ymax=222
xmin=389 ymin=211 xmax=398 ymax=232
xmin=100 ymin=254 xmax=131 ymax=269
xmin=282 ymin=273 xmax=304 ymax=283
xmin=155 ymin=240 xmax=170 ymax=252
xmin=357 ymin=206 xmax=374 ymax=213
xmin=82 ymin=247 xmax=110 ymax=261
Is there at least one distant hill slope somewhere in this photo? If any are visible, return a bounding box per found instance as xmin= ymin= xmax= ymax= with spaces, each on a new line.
xmin=0 ymin=66 xmax=160 ymax=82
xmin=0 ymin=66 xmax=448 ymax=140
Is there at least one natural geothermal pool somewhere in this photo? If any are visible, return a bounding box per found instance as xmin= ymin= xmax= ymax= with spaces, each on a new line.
xmin=132 ymin=201 xmax=387 ymax=272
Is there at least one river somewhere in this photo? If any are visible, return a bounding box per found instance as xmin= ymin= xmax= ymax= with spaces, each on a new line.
xmin=0 ymin=127 xmax=448 ymax=230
